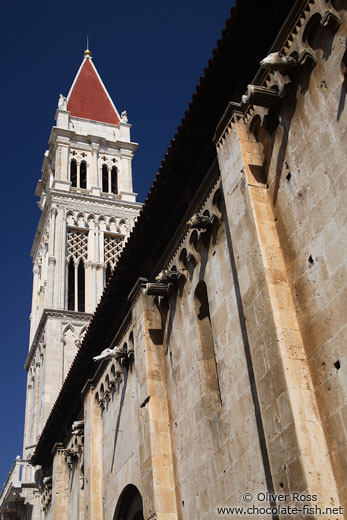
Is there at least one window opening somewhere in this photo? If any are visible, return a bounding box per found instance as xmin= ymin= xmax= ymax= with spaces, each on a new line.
xmin=70 ymin=159 xmax=77 ymax=187
xmin=77 ymin=261 xmax=85 ymax=312
xmin=111 ymin=166 xmax=118 ymax=194
xmin=102 ymin=164 xmax=109 ymax=193
xmin=80 ymin=161 xmax=87 ymax=189
xmin=67 ymin=258 xmax=75 ymax=310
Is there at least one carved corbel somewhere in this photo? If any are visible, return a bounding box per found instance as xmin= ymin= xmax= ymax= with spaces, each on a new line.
xmin=242 ymin=85 xmax=282 ymax=109
xmin=143 ymin=282 xmax=171 ymax=296
xmin=72 ymin=420 xmax=84 ymax=436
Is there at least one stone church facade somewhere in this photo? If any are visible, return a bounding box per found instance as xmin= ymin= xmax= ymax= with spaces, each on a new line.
xmin=1 ymin=0 xmax=347 ymax=518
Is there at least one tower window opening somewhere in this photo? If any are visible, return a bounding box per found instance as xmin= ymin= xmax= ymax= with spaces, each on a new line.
xmin=70 ymin=159 xmax=77 ymax=187
xmin=67 ymin=258 xmax=75 ymax=310
xmin=111 ymin=166 xmax=118 ymax=194
xmin=102 ymin=164 xmax=109 ymax=193
xmin=80 ymin=161 xmax=87 ymax=189
xmin=77 ymin=261 xmax=85 ymax=312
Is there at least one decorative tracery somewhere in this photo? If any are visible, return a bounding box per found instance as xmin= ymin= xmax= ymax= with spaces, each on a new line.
xmin=67 ymin=231 xmax=87 ymax=311
xmin=67 ymin=231 xmax=88 ymax=262
xmin=104 ymin=235 xmax=124 ymax=282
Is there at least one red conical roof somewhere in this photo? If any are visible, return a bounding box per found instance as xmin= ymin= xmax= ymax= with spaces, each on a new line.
xmin=67 ymin=56 xmax=120 ymax=125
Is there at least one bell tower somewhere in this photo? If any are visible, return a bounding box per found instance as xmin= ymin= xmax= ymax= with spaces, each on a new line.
xmin=22 ymin=48 xmax=141 ymax=462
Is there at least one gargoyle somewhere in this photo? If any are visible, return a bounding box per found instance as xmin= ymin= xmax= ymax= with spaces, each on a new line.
xmin=260 ymin=52 xmax=297 ymax=74
xmin=155 ymin=270 xmax=180 ymax=284
xmin=187 ymin=213 xmax=213 ymax=229
xmin=93 ymin=346 xmax=128 ymax=362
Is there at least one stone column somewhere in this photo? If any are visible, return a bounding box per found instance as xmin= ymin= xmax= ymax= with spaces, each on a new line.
xmin=139 ymin=293 xmax=179 ymax=520
xmin=83 ymin=384 xmax=103 ymax=520
xmin=85 ymin=219 xmax=95 ymax=312
xmin=55 ymin=209 xmax=67 ymax=309
xmin=95 ymin=224 xmax=104 ymax=303
xmin=216 ymin=116 xmax=340 ymax=512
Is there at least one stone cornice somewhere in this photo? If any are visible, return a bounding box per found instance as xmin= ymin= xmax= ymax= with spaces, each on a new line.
xmin=50 ymin=190 xmax=142 ymax=213
xmin=48 ymin=125 xmax=138 ymax=154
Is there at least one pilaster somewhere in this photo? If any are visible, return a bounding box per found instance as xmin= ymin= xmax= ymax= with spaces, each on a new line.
xmin=84 ymin=385 xmax=103 ymax=520
xmin=51 ymin=444 xmax=70 ymax=519
xmin=139 ymin=294 xmax=179 ymax=520
xmin=54 ymin=136 xmax=70 ymax=186
xmin=90 ymin=142 xmax=100 ymax=194
xmin=216 ymin=116 xmax=340 ymax=512
xmin=45 ymin=208 xmax=58 ymax=308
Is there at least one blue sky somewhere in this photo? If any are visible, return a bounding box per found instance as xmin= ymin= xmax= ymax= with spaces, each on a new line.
xmin=0 ymin=0 xmax=234 ymax=485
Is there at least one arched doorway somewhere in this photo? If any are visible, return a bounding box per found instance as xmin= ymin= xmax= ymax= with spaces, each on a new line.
xmin=113 ymin=484 xmax=144 ymax=520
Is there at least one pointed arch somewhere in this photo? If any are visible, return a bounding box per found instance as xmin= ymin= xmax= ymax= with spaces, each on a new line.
xmin=62 ymin=323 xmax=75 ymax=337
xmin=113 ymin=484 xmax=144 ymax=520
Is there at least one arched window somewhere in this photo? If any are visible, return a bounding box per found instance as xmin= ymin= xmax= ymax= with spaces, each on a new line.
xmin=113 ymin=484 xmax=144 ymax=520
xmin=102 ymin=164 xmax=109 ymax=193
xmin=67 ymin=258 xmax=75 ymax=311
xmin=70 ymin=158 xmax=87 ymax=189
xmin=194 ymin=281 xmax=222 ymax=412
xmin=111 ymin=166 xmax=118 ymax=194
xmin=77 ymin=261 xmax=85 ymax=312
xmin=80 ymin=161 xmax=87 ymax=189
xmin=70 ymin=159 xmax=77 ymax=187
